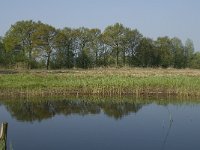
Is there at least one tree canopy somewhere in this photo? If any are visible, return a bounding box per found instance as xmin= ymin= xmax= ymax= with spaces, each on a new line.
xmin=0 ymin=20 xmax=199 ymax=69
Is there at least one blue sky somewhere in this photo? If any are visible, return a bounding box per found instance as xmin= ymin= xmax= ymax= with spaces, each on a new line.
xmin=1 ymin=0 xmax=200 ymax=50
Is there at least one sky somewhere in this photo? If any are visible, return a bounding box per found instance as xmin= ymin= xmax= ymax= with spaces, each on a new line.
xmin=0 ymin=0 xmax=200 ymax=50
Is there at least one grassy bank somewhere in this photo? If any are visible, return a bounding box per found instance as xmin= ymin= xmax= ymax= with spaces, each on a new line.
xmin=1 ymin=68 xmax=200 ymax=97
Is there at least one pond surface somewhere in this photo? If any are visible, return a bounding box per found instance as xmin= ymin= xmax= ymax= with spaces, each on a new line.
xmin=0 ymin=97 xmax=200 ymax=150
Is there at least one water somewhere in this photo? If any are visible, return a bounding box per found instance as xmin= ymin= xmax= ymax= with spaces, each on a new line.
xmin=0 ymin=97 xmax=200 ymax=150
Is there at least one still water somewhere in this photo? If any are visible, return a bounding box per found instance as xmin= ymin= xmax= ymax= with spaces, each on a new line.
xmin=0 ymin=97 xmax=200 ymax=150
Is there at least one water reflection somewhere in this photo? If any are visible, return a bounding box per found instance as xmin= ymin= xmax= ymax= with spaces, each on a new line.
xmin=1 ymin=97 xmax=200 ymax=150
xmin=0 ymin=98 xmax=145 ymax=122
xmin=1 ymin=97 xmax=200 ymax=122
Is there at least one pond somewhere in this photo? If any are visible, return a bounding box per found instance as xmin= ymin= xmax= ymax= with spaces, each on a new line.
xmin=0 ymin=97 xmax=200 ymax=150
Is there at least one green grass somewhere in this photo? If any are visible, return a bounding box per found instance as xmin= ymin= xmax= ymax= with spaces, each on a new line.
xmin=1 ymin=68 xmax=200 ymax=97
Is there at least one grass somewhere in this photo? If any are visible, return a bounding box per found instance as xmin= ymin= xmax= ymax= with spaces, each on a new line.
xmin=1 ymin=68 xmax=200 ymax=97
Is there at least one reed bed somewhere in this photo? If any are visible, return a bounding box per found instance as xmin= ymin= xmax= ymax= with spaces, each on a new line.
xmin=1 ymin=68 xmax=200 ymax=97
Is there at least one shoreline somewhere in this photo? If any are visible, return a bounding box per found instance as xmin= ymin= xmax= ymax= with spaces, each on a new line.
xmin=0 ymin=88 xmax=197 ymax=98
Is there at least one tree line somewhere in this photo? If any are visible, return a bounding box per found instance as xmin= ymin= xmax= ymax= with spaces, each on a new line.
xmin=0 ymin=20 xmax=199 ymax=69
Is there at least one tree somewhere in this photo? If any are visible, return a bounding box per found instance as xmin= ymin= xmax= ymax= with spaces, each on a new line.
xmin=0 ymin=37 xmax=5 ymax=65
xmin=171 ymin=37 xmax=185 ymax=68
xmin=74 ymin=27 xmax=94 ymax=68
xmin=103 ymin=23 xmax=126 ymax=67
xmin=98 ymin=34 xmax=111 ymax=67
xmin=135 ymin=37 xmax=156 ymax=67
xmin=155 ymin=37 xmax=174 ymax=68
xmin=190 ymin=52 xmax=200 ymax=69
xmin=53 ymin=28 xmax=75 ymax=69
xmin=184 ymin=39 xmax=194 ymax=68
xmin=3 ymin=20 xmax=37 ymax=68
xmin=1 ymin=20 xmax=198 ymax=69
xmin=89 ymin=28 xmax=102 ymax=67
xmin=33 ymin=22 xmax=57 ymax=70
xmin=124 ymin=28 xmax=143 ymax=66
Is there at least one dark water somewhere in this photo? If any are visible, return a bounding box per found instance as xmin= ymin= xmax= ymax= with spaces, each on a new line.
xmin=0 ymin=97 xmax=200 ymax=150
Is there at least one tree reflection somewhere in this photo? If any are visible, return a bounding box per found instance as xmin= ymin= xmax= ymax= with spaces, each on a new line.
xmin=2 ymin=99 xmax=144 ymax=122
xmin=101 ymin=102 xmax=142 ymax=119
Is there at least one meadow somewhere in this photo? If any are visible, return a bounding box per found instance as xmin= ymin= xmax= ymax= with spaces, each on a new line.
xmin=1 ymin=68 xmax=200 ymax=97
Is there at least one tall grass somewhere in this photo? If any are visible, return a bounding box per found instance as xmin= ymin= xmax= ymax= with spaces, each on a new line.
xmin=0 ymin=68 xmax=200 ymax=97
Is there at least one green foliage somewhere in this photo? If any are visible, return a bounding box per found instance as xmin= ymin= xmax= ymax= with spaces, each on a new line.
xmin=3 ymin=20 xmax=37 ymax=68
xmin=53 ymin=28 xmax=75 ymax=69
xmin=89 ymin=28 xmax=102 ymax=67
xmin=171 ymin=37 xmax=185 ymax=68
xmin=185 ymin=39 xmax=195 ymax=68
xmin=154 ymin=37 xmax=173 ymax=67
xmin=125 ymin=28 xmax=143 ymax=66
xmin=32 ymin=22 xmax=57 ymax=70
xmin=135 ymin=38 xmax=157 ymax=67
xmin=75 ymin=27 xmax=95 ymax=68
xmin=103 ymin=23 xmax=126 ymax=67
xmin=189 ymin=52 xmax=200 ymax=69
xmin=0 ymin=37 xmax=4 ymax=65
xmin=0 ymin=20 xmax=199 ymax=69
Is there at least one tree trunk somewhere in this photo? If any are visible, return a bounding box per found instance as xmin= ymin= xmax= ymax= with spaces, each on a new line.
xmin=46 ymin=52 xmax=51 ymax=70
xmin=103 ymin=45 xmax=106 ymax=67
xmin=67 ymin=45 xmax=69 ymax=68
xmin=95 ymin=51 xmax=98 ymax=67
xmin=28 ymin=50 xmax=32 ymax=70
xmin=116 ymin=47 xmax=119 ymax=67
xmin=123 ymin=49 xmax=126 ymax=66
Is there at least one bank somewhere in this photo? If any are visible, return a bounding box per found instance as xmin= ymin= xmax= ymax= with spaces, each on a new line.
xmin=0 ymin=68 xmax=200 ymax=98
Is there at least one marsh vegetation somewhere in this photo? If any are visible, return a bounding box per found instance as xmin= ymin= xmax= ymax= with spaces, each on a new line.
xmin=1 ymin=68 xmax=200 ymax=97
